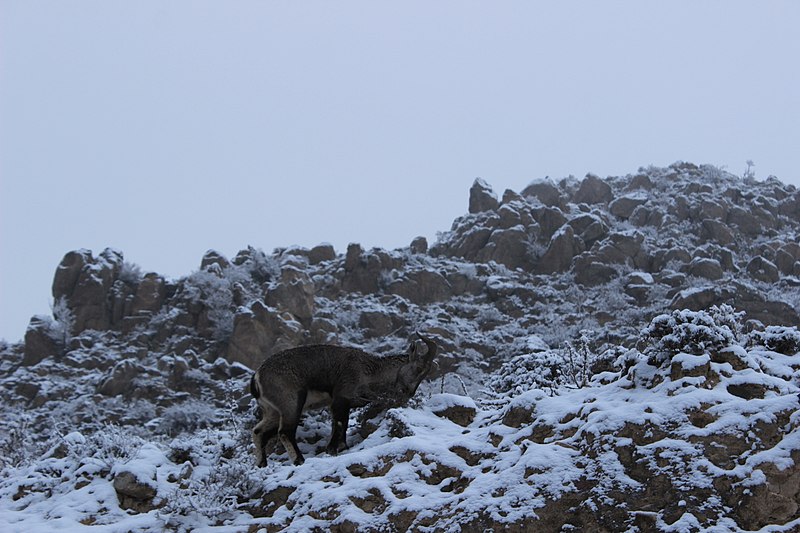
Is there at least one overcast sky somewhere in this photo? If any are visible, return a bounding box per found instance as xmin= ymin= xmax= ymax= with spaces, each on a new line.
xmin=1 ymin=1 xmax=798 ymax=341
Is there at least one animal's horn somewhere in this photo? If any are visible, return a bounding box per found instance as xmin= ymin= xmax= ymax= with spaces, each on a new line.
xmin=415 ymin=331 xmax=438 ymax=358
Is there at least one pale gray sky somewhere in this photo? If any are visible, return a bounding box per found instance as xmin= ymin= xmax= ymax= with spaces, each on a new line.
xmin=1 ymin=1 xmax=799 ymax=341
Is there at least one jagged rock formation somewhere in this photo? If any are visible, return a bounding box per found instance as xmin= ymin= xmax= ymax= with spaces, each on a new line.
xmin=2 ymin=162 xmax=800 ymax=531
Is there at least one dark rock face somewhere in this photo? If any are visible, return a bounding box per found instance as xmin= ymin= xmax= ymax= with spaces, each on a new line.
xmin=521 ymin=179 xmax=563 ymax=208
xmin=538 ymin=225 xmax=584 ymax=274
xmin=469 ymin=178 xmax=500 ymax=213
xmin=52 ymin=248 xmax=123 ymax=333
xmin=23 ymin=316 xmax=61 ymax=366
xmin=573 ymin=174 xmax=613 ymax=204
xmin=113 ymin=469 xmax=158 ymax=512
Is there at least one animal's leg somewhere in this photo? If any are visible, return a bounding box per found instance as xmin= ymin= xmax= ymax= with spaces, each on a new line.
xmin=252 ymin=405 xmax=279 ymax=467
xmin=278 ymin=390 xmax=308 ymax=466
xmin=327 ymin=397 xmax=351 ymax=455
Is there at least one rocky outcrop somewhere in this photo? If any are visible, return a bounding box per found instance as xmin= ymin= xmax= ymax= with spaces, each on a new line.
xmin=469 ymin=178 xmax=500 ymax=213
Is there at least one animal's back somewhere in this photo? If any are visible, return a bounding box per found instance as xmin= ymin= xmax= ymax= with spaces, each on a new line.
xmin=257 ymin=344 xmax=370 ymax=392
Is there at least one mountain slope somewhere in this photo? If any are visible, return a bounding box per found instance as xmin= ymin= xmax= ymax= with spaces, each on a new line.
xmin=2 ymin=162 xmax=800 ymax=531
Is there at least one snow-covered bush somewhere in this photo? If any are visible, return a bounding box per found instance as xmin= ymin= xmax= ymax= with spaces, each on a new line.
xmin=488 ymin=350 xmax=563 ymax=396
xmin=49 ymin=296 xmax=75 ymax=345
xmin=642 ymin=305 xmax=744 ymax=361
xmin=750 ymin=325 xmax=800 ymax=355
xmin=118 ymin=261 xmax=143 ymax=286
xmin=184 ymin=268 xmax=236 ymax=341
xmin=488 ymin=331 xmax=614 ymax=396
xmin=153 ymin=400 xmax=221 ymax=437
xmin=162 ymin=403 xmax=259 ymax=524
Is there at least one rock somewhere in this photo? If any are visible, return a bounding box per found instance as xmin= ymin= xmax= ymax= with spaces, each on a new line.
xmin=573 ymin=174 xmax=613 ymax=204
xmin=747 ymin=256 xmax=780 ymax=283
xmin=113 ymin=468 xmax=158 ymax=513
xmin=430 ymin=394 xmax=477 ymax=427
xmin=532 ymin=206 xmax=568 ymax=241
xmin=700 ymin=219 xmax=736 ymax=246
xmin=573 ymin=256 xmax=618 ymax=286
xmin=265 ymin=267 xmax=316 ymax=324
xmin=409 ymin=236 xmax=428 ymax=255
xmin=686 ymin=258 xmax=724 ymax=281
xmin=629 ymin=205 xmax=664 ymax=228
xmin=226 ymin=301 xmax=304 ymax=369
xmin=626 ymin=174 xmax=654 ymax=191
xmin=776 ymin=249 xmax=796 ymax=275
xmin=537 ymin=225 xmax=584 ymax=274
xmin=697 ymin=199 xmax=728 ymax=221
xmin=670 ymin=286 xmax=719 ymax=311
xmin=131 ymin=274 xmax=166 ymax=315
xmin=521 ymin=179 xmax=562 ymax=207
xmin=387 ymin=270 xmax=452 ymax=304
xmin=200 ymin=250 xmax=230 ymax=270
xmin=728 ymin=206 xmax=763 ymax=236
xmin=595 ymin=231 xmax=647 ymax=268
xmin=480 ymin=227 xmax=534 ymax=270
xmin=52 ymin=248 xmax=124 ymax=334
xmin=567 ymin=214 xmax=609 ymax=248
xmin=23 ymin=316 xmax=61 ymax=366
xmin=98 ymin=360 xmax=143 ymax=396
xmin=359 ymin=310 xmax=402 ymax=338
xmin=609 ymin=195 xmax=648 ymax=219
xmin=342 ymin=244 xmax=383 ymax=294
xmin=309 ymin=243 xmax=336 ymax=264
xmin=52 ymin=249 xmax=92 ymax=301
xmin=469 ymin=178 xmax=500 ymax=213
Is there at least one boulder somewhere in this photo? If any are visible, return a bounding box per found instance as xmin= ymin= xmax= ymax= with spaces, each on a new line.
xmin=629 ymin=205 xmax=664 ymax=228
xmin=23 ymin=316 xmax=61 ymax=366
xmin=595 ymin=231 xmax=647 ymax=268
xmin=573 ymin=174 xmax=613 ymax=205
xmin=64 ymin=248 xmax=124 ymax=333
xmin=609 ymin=195 xmax=648 ymax=219
xmin=479 ymin=227 xmax=534 ymax=270
xmin=537 ymin=225 xmax=585 ymax=274
xmin=265 ymin=267 xmax=316 ymax=324
xmin=226 ymin=301 xmax=304 ymax=369
xmin=574 ymin=258 xmax=618 ymax=287
xmin=670 ymin=286 xmax=720 ymax=311
xmin=469 ymin=178 xmax=500 ymax=214
xmin=97 ymin=360 xmax=143 ymax=396
xmin=727 ymin=206 xmax=763 ymax=237
xmin=686 ymin=258 xmax=724 ymax=281
xmin=308 ymin=243 xmax=336 ymax=264
xmin=567 ymin=214 xmax=609 ymax=248
xmin=342 ymin=244 xmax=383 ymax=294
xmin=626 ymin=174 xmax=654 ymax=191
xmin=52 ymin=249 xmax=92 ymax=301
xmin=113 ymin=467 xmax=158 ymax=513
xmin=200 ymin=249 xmax=230 ymax=270
xmin=700 ymin=219 xmax=736 ymax=246
xmin=131 ymin=274 xmax=166 ymax=316
xmin=387 ymin=270 xmax=452 ymax=304
xmin=409 ymin=236 xmax=428 ymax=255
xmin=532 ymin=206 xmax=568 ymax=242
xmin=359 ymin=310 xmax=403 ymax=338
xmin=747 ymin=256 xmax=780 ymax=283
xmin=521 ymin=180 xmax=562 ymax=208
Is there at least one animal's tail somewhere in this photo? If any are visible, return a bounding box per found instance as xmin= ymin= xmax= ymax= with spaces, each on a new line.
xmin=250 ymin=371 xmax=261 ymax=399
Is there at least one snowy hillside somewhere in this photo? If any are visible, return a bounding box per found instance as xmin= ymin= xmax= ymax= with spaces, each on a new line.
xmin=3 ymin=162 xmax=800 ymax=531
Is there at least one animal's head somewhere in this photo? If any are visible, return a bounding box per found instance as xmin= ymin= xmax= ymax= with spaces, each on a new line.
xmin=395 ymin=333 xmax=438 ymax=399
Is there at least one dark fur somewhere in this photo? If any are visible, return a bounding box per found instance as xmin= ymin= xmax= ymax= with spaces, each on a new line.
xmin=250 ymin=334 xmax=437 ymax=466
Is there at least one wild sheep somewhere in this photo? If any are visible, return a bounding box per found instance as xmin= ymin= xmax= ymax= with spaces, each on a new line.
xmin=250 ymin=333 xmax=437 ymax=465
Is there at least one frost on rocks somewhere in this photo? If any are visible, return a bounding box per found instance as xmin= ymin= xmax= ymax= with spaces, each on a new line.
xmin=3 ymin=163 xmax=800 ymax=531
